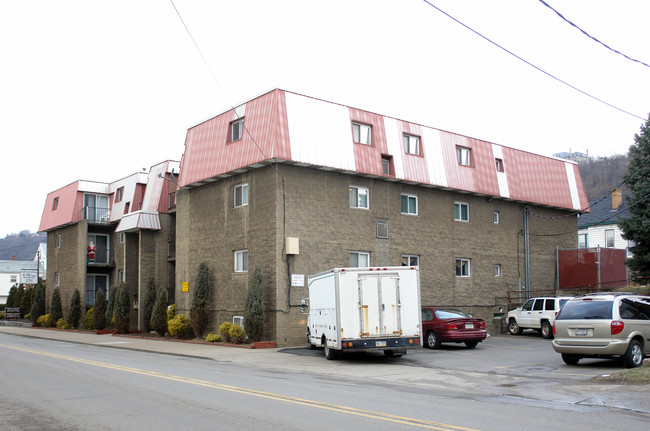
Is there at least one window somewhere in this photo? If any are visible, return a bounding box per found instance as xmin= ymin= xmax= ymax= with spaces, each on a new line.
xmin=120 ymin=232 xmax=125 ymax=243
xmin=381 ymin=156 xmax=392 ymax=175
xmin=235 ymin=250 xmax=248 ymax=272
xmin=52 ymin=197 xmax=59 ymax=211
xmin=455 ymin=258 xmax=470 ymax=277
xmin=234 ymin=183 xmax=248 ymax=207
xmin=493 ymin=211 xmax=500 ymax=224
xmin=87 ymin=234 xmax=109 ymax=264
xmin=578 ymin=233 xmax=588 ymax=248
xmin=376 ymin=219 xmax=388 ymax=239
xmin=86 ymin=274 xmax=108 ymax=305
xmin=233 ymin=315 xmax=244 ymax=329
xmin=403 ymin=134 xmax=420 ymax=155
xmin=118 ymin=269 xmax=124 ymax=283
xmin=55 ymin=272 xmax=60 ymax=286
xmin=533 ymin=299 xmax=544 ymax=311
xmin=456 ymin=146 xmax=471 ymax=166
xmin=495 ymin=158 xmax=504 ymax=172
xmin=115 ymin=187 xmax=124 ymax=203
xmin=10 ymin=275 xmax=17 ymax=283
xmin=401 ymin=194 xmax=418 ymax=215
xmin=56 ymin=235 xmax=61 ymax=248
xmin=352 ymin=122 xmax=371 ymax=145
xmin=605 ymin=229 xmax=615 ymax=247
xmin=522 ymin=299 xmax=534 ymax=311
xmin=402 ymin=255 xmax=419 ymax=266
xmin=454 ymin=202 xmax=469 ymax=222
xmin=349 ymin=186 xmax=369 ymax=209
xmin=350 ymin=251 xmax=369 ymax=267
xmin=544 ymin=299 xmax=556 ymax=311
xmin=494 ymin=264 xmax=501 ymax=277
xmin=231 ymin=118 xmax=244 ymax=142
xmin=83 ymin=193 xmax=110 ymax=222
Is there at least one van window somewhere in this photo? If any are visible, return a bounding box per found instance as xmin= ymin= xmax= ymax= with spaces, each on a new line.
xmin=557 ymin=301 xmax=613 ymax=320
xmin=620 ymin=299 xmax=650 ymax=320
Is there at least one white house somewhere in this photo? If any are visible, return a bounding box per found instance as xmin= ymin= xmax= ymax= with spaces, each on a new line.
xmin=578 ymin=189 xmax=633 ymax=257
xmin=0 ymin=260 xmax=43 ymax=304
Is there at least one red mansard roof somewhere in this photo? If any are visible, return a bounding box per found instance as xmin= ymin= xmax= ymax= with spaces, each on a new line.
xmin=178 ymin=89 xmax=588 ymax=212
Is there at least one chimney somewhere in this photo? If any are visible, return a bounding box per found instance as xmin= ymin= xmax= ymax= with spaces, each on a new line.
xmin=612 ymin=189 xmax=622 ymax=210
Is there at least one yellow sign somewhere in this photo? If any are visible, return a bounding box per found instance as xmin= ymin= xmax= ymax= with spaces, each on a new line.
xmin=182 ymin=282 xmax=189 ymax=292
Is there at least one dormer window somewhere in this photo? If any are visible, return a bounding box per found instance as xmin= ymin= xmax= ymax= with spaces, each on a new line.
xmin=231 ymin=118 xmax=244 ymax=142
xmin=457 ymin=146 xmax=471 ymax=166
xmin=115 ymin=187 xmax=124 ymax=203
xmin=52 ymin=197 xmax=59 ymax=211
xmin=495 ymin=158 xmax=504 ymax=172
xmin=352 ymin=122 xmax=371 ymax=145
xmin=403 ymin=134 xmax=420 ymax=155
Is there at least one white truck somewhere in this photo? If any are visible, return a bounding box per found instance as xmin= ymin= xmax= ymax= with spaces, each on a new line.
xmin=306 ymin=266 xmax=422 ymax=359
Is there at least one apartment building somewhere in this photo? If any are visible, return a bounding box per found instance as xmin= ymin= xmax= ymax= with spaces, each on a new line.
xmin=39 ymin=161 xmax=179 ymax=329
xmin=174 ymin=89 xmax=589 ymax=346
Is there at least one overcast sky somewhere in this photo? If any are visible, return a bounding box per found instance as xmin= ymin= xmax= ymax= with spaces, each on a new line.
xmin=2 ymin=0 xmax=649 ymax=238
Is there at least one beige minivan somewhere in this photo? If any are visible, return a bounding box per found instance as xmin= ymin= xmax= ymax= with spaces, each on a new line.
xmin=552 ymin=293 xmax=650 ymax=368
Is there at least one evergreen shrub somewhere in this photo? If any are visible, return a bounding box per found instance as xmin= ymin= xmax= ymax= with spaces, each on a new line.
xmin=150 ymin=287 xmax=168 ymax=337
xmin=206 ymin=333 xmax=221 ymax=343
xmin=167 ymin=314 xmax=194 ymax=339
xmin=50 ymin=288 xmax=63 ymax=324
xmin=67 ymin=289 xmax=82 ymax=329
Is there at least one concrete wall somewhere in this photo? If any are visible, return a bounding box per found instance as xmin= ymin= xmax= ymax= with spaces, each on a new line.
xmin=176 ymin=164 xmax=578 ymax=347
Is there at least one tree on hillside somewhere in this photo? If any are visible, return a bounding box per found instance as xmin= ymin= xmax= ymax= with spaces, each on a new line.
xmin=619 ymin=116 xmax=650 ymax=282
xmin=191 ymin=262 xmax=211 ymax=338
xmin=244 ymin=266 xmax=265 ymax=342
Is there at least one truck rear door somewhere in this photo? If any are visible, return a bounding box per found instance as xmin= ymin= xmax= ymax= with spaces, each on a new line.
xmin=358 ymin=272 xmax=401 ymax=337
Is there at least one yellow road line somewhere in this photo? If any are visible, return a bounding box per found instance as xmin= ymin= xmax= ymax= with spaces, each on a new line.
xmin=1 ymin=343 xmax=479 ymax=431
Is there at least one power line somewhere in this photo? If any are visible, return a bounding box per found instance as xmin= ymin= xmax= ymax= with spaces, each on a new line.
xmin=420 ymin=0 xmax=646 ymax=121
xmin=537 ymin=0 xmax=650 ymax=69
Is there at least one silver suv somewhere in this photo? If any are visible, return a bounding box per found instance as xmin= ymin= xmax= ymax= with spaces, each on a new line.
xmin=552 ymin=293 xmax=650 ymax=368
xmin=507 ymin=296 xmax=572 ymax=339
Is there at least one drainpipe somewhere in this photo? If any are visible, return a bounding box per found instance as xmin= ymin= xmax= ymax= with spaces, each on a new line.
xmin=523 ymin=207 xmax=530 ymax=299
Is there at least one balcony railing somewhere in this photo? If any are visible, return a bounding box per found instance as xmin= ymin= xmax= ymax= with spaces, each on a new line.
xmin=87 ymin=248 xmax=116 ymax=266
xmin=82 ymin=206 xmax=111 ymax=223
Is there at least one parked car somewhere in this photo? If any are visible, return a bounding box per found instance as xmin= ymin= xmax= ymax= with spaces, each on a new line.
xmin=507 ymin=296 xmax=572 ymax=339
xmin=422 ymin=307 xmax=487 ymax=349
xmin=552 ymin=292 xmax=650 ymax=368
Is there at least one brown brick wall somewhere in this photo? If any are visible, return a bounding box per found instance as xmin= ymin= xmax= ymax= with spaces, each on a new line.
xmin=176 ymin=164 xmax=578 ymax=346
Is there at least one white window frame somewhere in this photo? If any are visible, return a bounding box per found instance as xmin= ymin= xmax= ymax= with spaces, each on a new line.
xmin=233 ymin=315 xmax=244 ymax=330
xmin=352 ymin=122 xmax=371 ymax=145
xmin=55 ymin=272 xmax=60 ymax=286
xmin=494 ymin=264 xmax=502 ymax=277
xmin=403 ymin=134 xmax=420 ymax=155
xmin=231 ymin=118 xmax=244 ymax=142
xmin=495 ymin=158 xmax=504 ymax=172
xmin=401 ymin=194 xmax=418 ymax=215
xmin=118 ymin=269 xmax=125 ymax=283
xmin=454 ymin=202 xmax=469 ymax=222
xmin=115 ymin=187 xmax=124 ymax=203
xmin=578 ymin=233 xmax=588 ymax=249
xmin=493 ymin=211 xmax=500 ymax=224
xmin=381 ymin=158 xmax=390 ymax=175
xmin=119 ymin=232 xmax=125 ymax=243
xmin=56 ymin=235 xmax=61 ymax=248
xmin=376 ymin=219 xmax=388 ymax=239
xmin=456 ymin=146 xmax=471 ymax=166
xmin=10 ymin=275 xmax=17 ymax=283
xmin=455 ymin=258 xmax=470 ymax=277
xmin=234 ymin=250 xmax=248 ymax=272
xmin=402 ymin=254 xmax=419 ymax=267
xmin=234 ymin=183 xmax=249 ymax=207
xmin=605 ymin=229 xmax=615 ymax=248
xmin=349 ymin=186 xmax=369 ymax=209
xmin=350 ymin=251 xmax=370 ymax=268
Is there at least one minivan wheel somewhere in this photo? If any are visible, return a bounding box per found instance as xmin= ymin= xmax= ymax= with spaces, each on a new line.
xmin=561 ymin=353 xmax=580 ymax=365
xmin=541 ymin=321 xmax=553 ymax=339
xmin=508 ymin=320 xmax=523 ymax=335
xmin=623 ymin=340 xmax=644 ymax=368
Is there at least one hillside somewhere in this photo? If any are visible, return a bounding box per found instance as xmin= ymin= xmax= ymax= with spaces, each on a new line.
xmin=0 ymin=231 xmax=46 ymax=260
xmin=577 ymin=154 xmax=628 ymax=201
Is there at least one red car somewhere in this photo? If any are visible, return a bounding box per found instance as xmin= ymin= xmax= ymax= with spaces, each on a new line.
xmin=422 ymin=307 xmax=487 ymax=349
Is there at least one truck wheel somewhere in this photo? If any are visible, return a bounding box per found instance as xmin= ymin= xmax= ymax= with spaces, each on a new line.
xmin=541 ymin=321 xmax=553 ymax=339
xmin=324 ymin=341 xmax=338 ymax=360
xmin=384 ymin=350 xmax=403 ymax=358
xmin=426 ymin=330 xmax=441 ymax=349
xmin=307 ymin=330 xmax=316 ymax=350
xmin=623 ymin=340 xmax=644 ymax=368
xmin=508 ymin=320 xmax=523 ymax=335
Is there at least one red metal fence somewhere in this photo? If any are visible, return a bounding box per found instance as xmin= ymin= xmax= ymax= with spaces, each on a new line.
xmin=558 ymin=247 xmax=627 ymax=290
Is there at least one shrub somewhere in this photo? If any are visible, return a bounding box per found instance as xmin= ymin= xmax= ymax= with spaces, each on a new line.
xmin=24 ymin=313 xmax=31 ymax=321
xmin=229 ymin=324 xmax=245 ymax=344
xmin=37 ymin=314 xmax=53 ymax=327
xmin=93 ymin=289 xmax=107 ymax=330
xmin=107 ymin=285 xmax=118 ymax=328
xmin=114 ymin=283 xmax=131 ymax=334
xmin=85 ymin=307 xmax=94 ymax=330
xmin=67 ymin=289 xmax=82 ymax=329
xmin=30 ymin=284 xmax=45 ymax=326
xmin=6 ymin=286 xmax=18 ymax=308
xmin=191 ymin=262 xmax=211 ymax=338
xmin=56 ymin=318 xmax=70 ymax=329
xmin=244 ymin=266 xmax=265 ymax=342
xmin=219 ymin=321 xmax=233 ymax=342
xmin=167 ymin=304 xmax=176 ymax=321
xmin=206 ymin=332 xmax=221 ymax=343
xmin=167 ymin=314 xmax=194 ymax=339
xmin=142 ymin=278 xmax=157 ymax=333
xmin=50 ymin=288 xmax=63 ymax=324
xmin=150 ymin=287 xmax=168 ymax=337
xmin=20 ymin=286 xmax=33 ymax=318
xmin=0 ymin=311 xmax=5 ymax=319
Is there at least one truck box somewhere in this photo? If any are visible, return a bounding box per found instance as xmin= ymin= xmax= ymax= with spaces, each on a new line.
xmin=306 ymin=266 xmax=422 ymax=359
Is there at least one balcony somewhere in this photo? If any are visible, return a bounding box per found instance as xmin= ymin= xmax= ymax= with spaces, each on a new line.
xmin=82 ymin=206 xmax=111 ymax=223
xmin=86 ymin=248 xmax=116 ymax=267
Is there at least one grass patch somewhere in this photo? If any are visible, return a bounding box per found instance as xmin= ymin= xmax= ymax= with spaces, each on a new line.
xmin=593 ymin=363 xmax=650 ymax=384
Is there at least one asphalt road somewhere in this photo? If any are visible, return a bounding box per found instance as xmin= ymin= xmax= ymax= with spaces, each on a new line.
xmin=1 ymin=331 xmax=649 ymax=431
